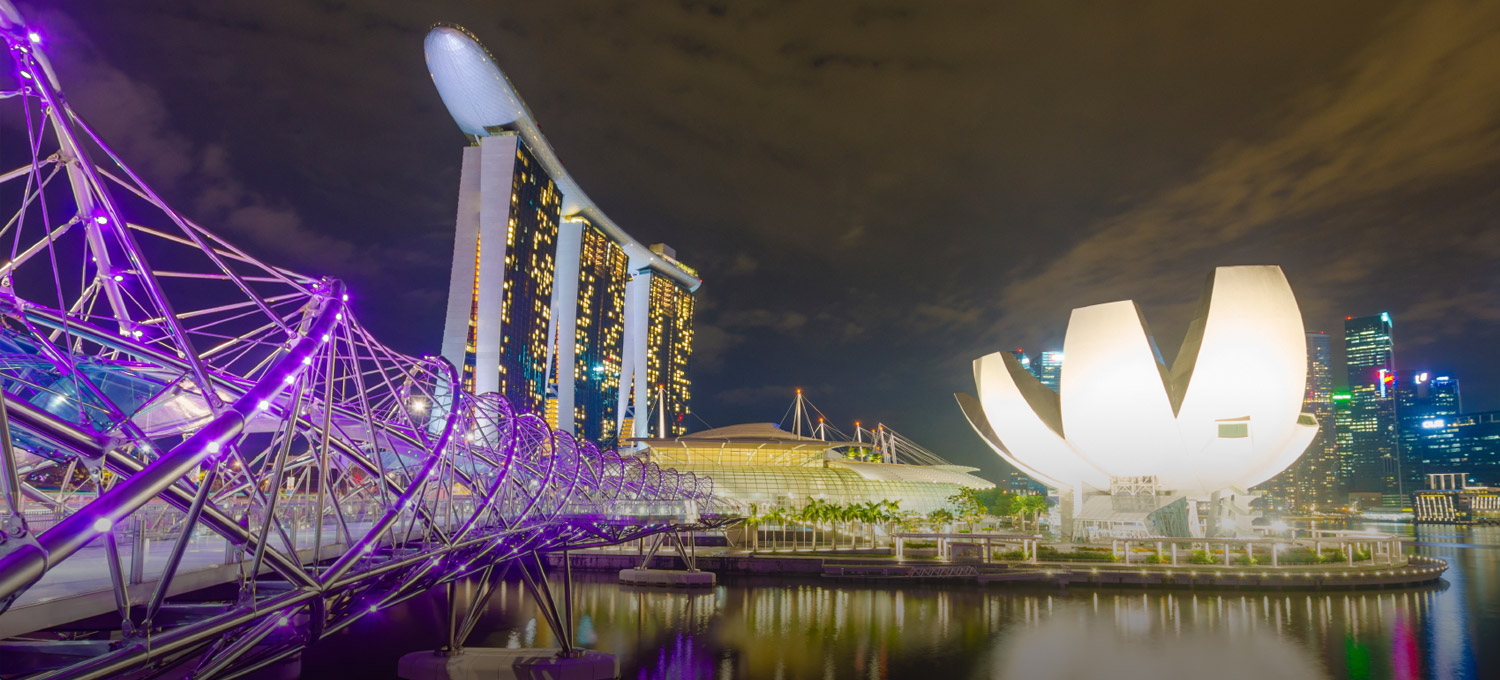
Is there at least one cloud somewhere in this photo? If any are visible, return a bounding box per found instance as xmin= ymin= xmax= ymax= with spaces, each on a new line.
xmin=989 ymin=0 xmax=1500 ymax=358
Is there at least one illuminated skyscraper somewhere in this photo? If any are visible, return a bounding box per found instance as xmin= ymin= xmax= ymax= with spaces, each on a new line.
xmin=429 ymin=25 xmax=701 ymax=441
xmin=1032 ymin=350 xmax=1063 ymax=391
xmin=440 ymin=132 xmax=559 ymax=415
xmin=1398 ymin=373 xmax=1463 ymax=476
xmin=644 ymin=244 xmax=695 ymax=436
xmin=1343 ymin=313 xmax=1405 ymax=506
xmin=1258 ymin=331 xmax=1338 ymax=511
xmin=1009 ymin=349 xmax=1032 ymax=373
xmin=556 ymin=219 xmax=630 ymax=447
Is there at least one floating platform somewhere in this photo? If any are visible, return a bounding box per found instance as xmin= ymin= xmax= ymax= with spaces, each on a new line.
xmin=618 ymin=568 xmax=716 ymax=588
xmin=398 ymin=648 xmax=616 ymax=680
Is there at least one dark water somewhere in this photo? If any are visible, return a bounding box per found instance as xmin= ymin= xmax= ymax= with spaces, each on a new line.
xmin=295 ymin=524 xmax=1498 ymax=680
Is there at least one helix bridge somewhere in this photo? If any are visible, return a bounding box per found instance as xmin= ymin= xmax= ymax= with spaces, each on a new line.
xmin=0 ymin=4 xmax=734 ymax=677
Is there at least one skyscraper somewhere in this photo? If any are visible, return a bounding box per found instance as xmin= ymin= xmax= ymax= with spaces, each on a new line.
xmin=440 ymin=132 xmax=560 ymax=415
xmin=1343 ymin=313 xmax=1405 ymax=507
xmin=1398 ymin=373 xmax=1463 ymax=476
xmin=1258 ymin=331 xmax=1339 ymax=511
xmin=643 ymin=244 xmax=695 ymax=437
xmin=1009 ymin=348 xmax=1032 ymax=373
xmin=564 ymin=219 xmax=630 ymax=447
xmin=429 ymin=25 xmax=702 ymax=445
xmin=1033 ymin=350 xmax=1064 ymax=391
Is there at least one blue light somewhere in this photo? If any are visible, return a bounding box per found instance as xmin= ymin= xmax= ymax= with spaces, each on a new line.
xmin=1380 ymin=311 xmax=1391 ymax=324
xmin=1421 ymin=419 xmax=1446 ymax=429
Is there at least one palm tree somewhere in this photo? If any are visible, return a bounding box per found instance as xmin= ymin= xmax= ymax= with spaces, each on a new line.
xmin=743 ymin=507 xmax=763 ymax=552
xmin=1015 ymin=495 xmax=1048 ymax=533
xmin=795 ymin=500 xmax=821 ymax=551
xmin=763 ymin=506 xmax=786 ymax=549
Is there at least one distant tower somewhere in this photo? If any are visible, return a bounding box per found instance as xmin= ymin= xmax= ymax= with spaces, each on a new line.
xmin=1033 ymin=350 xmax=1064 ymax=391
xmin=1343 ymin=313 xmax=1405 ymax=507
xmin=1009 ymin=348 xmax=1032 ymax=373
xmin=439 ymin=132 xmax=560 ymax=415
xmin=1398 ymin=373 xmax=1463 ymax=476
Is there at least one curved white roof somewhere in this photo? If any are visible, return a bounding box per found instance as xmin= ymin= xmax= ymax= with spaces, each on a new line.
xmin=424 ymin=25 xmax=701 ymax=291
xmin=964 ymin=265 xmax=1318 ymax=498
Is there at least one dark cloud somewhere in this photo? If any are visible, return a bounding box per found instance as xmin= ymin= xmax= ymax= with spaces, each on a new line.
xmin=34 ymin=0 xmax=1500 ymax=481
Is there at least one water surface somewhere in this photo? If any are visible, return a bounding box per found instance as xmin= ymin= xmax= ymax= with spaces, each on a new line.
xmin=296 ymin=523 xmax=1498 ymax=679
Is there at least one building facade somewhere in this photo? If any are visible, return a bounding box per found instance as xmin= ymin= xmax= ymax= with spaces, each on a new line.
xmin=644 ymin=244 xmax=695 ymax=437
xmin=1343 ymin=313 xmax=1407 ymax=507
xmin=560 ymin=219 xmax=630 ymax=446
xmin=1031 ymin=350 xmax=1063 ymax=391
xmin=440 ymin=133 xmax=560 ymax=416
xmin=1398 ymin=373 xmax=1463 ymax=479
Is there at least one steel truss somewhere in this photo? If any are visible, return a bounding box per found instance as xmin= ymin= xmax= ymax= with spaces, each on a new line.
xmin=0 ymin=5 xmax=734 ymax=678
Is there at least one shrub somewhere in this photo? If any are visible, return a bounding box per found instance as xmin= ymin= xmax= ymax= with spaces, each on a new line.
xmin=1188 ymin=550 xmax=1217 ymax=565
xmin=904 ymin=541 xmax=937 ymax=549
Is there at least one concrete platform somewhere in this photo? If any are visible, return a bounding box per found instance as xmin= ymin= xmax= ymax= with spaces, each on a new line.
xmin=398 ymin=648 xmax=617 ymax=680
xmin=618 ymin=568 xmax=715 ymax=588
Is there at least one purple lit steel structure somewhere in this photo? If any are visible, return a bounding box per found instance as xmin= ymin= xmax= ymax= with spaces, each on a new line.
xmin=0 ymin=5 xmax=730 ymax=678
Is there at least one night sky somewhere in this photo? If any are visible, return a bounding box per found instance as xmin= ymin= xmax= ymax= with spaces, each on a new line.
xmin=27 ymin=1 xmax=1500 ymax=482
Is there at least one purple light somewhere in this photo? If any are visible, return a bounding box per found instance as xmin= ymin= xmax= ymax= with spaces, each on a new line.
xmin=27 ymin=31 xmax=40 ymax=44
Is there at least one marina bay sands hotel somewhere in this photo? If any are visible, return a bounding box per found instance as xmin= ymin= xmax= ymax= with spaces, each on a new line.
xmin=425 ymin=26 xmax=698 ymax=448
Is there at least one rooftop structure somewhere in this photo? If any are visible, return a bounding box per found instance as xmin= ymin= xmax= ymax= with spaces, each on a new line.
xmin=633 ymin=420 xmax=993 ymax=515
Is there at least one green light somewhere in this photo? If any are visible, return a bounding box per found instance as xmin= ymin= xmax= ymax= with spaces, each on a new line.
xmin=1332 ymin=392 xmax=1351 ymax=401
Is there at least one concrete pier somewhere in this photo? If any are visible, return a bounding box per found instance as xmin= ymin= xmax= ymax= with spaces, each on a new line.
xmin=398 ymin=649 xmax=617 ymax=680
xmin=619 ymin=568 xmax=715 ymax=588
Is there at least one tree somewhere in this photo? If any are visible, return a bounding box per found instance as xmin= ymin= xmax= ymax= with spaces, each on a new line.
xmin=974 ymin=488 xmax=1016 ymax=518
xmin=927 ymin=508 xmax=955 ymax=528
xmin=1014 ymin=494 xmax=1048 ymax=533
xmin=948 ymin=488 xmax=986 ymax=530
xmin=742 ymin=507 xmax=763 ymax=552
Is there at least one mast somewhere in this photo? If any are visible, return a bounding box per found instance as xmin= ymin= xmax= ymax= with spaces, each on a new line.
xmin=656 ymin=383 xmax=666 ymax=438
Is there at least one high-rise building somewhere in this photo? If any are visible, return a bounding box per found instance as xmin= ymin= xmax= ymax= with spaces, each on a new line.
xmin=440 ymin=132 xmax=560 ymax=415
xmin=1009 ymin=349 xmax=1032 ymax=373
xmin=1398 ymin=373 xmax=1463 ymax=478
xmin=1258 ymin=331 xmax=1339 ymax=511
xmin=644 ymin=244 xmax=695 ymax=437
xmin=1453 ymin=411 xmax=1500 ymax=484
xmin=566 ymin=220 xmax=629 ymax=447
xmin=429 ymin=25 xmax=702 ymax=447
xmin=1033 ymin=350 xmax=1063 ymax=391
xmin=1343 ymin=313 xmax=1406 ymax=507
xmin=1332 ymin=389 xmax=1357 ymax=508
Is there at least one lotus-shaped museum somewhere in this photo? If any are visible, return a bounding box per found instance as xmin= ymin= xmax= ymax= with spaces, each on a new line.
xmin=959 ymin=266 xmax=1318 ymax=530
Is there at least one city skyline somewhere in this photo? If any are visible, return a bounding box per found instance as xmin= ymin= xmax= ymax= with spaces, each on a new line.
xmin=31 ymin=1 xmax=1500 ymax=483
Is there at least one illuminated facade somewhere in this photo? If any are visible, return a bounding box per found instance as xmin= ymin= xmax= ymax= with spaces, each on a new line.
xmin=1258 ymin=331 xmax=1339 ymax=511
xmin=1031 ymin=350 xmax=1063 ymax=391
xmin=1343 ymin=313 xmax=1406 ymax=506
xmin=959 ymin=266 xmax=1319 ymax=538
xmin=645 ymin=244 xmax=695 ymax=437
xmin=427 ymin=26 xmax=701 ymax=437
xmin=635 ymin=423 xmax=993 ymax=514
xmin=568 ymin=220 xmax=630 ymax=446
xmin=439 ymin=132 xmax=559 ymax=415
xmin=1398 ymin=373 xmax=1463 ymax=477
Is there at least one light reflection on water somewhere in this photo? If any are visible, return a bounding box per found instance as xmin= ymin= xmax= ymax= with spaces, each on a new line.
xmin=296 ymin=524 xmax=1497 ymax=680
